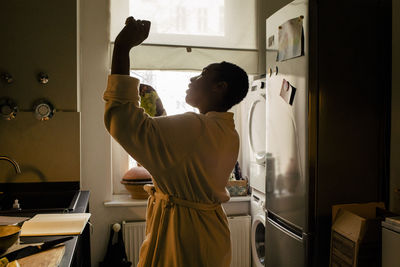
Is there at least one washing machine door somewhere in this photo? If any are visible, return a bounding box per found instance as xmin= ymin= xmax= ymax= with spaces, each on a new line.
xmin=248 ymin=96 xmax=266 ymax=164
xmin=248 ymin=93 xmax=267 ymax=193
xmin=252 ymin=214 xmax=266 ymax=267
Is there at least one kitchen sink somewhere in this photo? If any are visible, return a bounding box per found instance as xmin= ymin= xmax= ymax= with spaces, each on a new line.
xmin=0 ymin=190 xmax=80 ymax=214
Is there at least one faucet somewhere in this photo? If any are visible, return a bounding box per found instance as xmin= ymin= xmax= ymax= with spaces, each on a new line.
xmin=0 ymin=156 xmax=21 ymax=174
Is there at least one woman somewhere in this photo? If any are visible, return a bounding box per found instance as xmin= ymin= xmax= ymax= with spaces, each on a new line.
xmin=104 ymin=17 xmax=249 ymax=267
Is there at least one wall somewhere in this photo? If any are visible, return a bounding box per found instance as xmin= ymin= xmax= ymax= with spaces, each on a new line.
xmin=265 ymin=0 xmax=293 ymax=18
xmin=0 ymin=0 xmax=80 ymax=182
xmin=79 ymin=0 xmax=150 ymax=264
xmin=390 ymin=0 xmax=400 ymax=213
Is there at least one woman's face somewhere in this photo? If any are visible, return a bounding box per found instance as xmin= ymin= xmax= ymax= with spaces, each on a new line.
xmin=185 ymin=63 xmax=221 ymax=112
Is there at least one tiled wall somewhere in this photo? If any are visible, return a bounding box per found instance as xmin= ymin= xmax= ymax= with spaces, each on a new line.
xmin=0 ymin=0 xmax=80 ymax=182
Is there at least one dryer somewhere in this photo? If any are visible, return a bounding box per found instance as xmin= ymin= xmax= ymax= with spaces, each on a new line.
xmin=244 ymin=76 xmax=267 ymax=266
xmin=248 ymin=76 xmax=267 ymax=194
xmin=251 ymin=189 xmax=266 ymax=267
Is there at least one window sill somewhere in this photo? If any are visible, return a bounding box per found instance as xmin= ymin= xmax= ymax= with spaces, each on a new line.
xmin=104 ymin=194 xmax=251 ymax=207
xmin=104 ymin=194 xmax=148 ymax=207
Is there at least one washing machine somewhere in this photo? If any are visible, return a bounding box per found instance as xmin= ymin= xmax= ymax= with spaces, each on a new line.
xmin=247 ymin=76 xmax=267 ymax=194
xmin=251 ymin=189 xmax=266 ymax=267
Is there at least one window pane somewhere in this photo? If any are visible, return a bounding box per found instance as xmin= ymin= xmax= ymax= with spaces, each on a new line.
xmin=131 ymin=0 xmax=224 ymax=37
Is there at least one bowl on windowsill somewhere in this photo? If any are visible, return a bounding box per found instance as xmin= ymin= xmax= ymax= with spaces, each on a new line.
xmin=121 ymin=166 xmax=153 ymax=200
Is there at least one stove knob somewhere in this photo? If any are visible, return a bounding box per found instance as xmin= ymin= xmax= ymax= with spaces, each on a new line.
xmin=0 ymin=98 xmax=18 ymax=120
xmin=38 ymin=72 xmax=49 ymax=84
xmin=33 ymin=99 xmax=55 ymax=121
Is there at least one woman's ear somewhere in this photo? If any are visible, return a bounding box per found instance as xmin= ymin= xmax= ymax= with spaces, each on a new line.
xmin=213 ymin=81 xmax=228 ymax=95
xmin=213 ymin=81 xmax=229 ymax=110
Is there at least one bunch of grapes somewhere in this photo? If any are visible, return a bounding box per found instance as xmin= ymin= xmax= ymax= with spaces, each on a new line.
xmin=140 ymin=91 xmax=158 ymax=117
xmin=139 ymin=84 xmax=166 ymax=117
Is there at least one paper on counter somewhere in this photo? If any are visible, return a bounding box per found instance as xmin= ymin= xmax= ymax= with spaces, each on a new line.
xmin=21 ymin=213 xmax=91 ymax=236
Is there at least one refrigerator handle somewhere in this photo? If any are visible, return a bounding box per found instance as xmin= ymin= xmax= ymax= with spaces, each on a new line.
xmin=267 ymin=212 xmax=303 ymax=241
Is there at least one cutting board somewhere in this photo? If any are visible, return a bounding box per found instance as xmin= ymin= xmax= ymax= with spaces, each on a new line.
xmin=18 ymin=245 xmax=65 ymax=267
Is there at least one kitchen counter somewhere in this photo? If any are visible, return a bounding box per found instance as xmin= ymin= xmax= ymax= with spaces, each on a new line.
xmin=19 ymin=190 xmax=90 ymax=267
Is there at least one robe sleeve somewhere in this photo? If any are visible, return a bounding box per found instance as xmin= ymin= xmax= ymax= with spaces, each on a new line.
xmin=103 ymin=74 xmax=202 ymax=176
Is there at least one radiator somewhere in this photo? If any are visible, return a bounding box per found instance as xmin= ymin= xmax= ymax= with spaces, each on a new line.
xmin=122 ymin=215 xmax=251 ymax=267
xmin=122 ymin=221 xmax=146 ymax=266
xmin=228 ymin=215 xmax=251 ymax=267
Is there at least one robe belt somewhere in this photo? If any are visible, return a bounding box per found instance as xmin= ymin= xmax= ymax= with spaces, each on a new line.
xmin=144 ymin=185 xmax=220 ymax=211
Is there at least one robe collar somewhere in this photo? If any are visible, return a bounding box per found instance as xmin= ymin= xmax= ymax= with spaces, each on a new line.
xmin=205 ymin=111 xmax=235 ymax=128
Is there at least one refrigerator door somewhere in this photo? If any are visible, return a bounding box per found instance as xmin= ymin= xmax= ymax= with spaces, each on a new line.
xmin=265 ymin=0 xmax=308 ymax=232
xmin=266 ymin=213 xmax=309 ymax=267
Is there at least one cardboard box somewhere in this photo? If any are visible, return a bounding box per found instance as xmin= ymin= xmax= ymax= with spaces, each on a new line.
xmin=330 ymin=202 xmax=385 ymax=267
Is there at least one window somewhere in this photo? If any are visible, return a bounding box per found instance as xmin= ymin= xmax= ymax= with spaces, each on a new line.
xmin=112 ymin=70 xmax=200 ymax=194
xmin=109 ymin=0 xmax=259 ymax=74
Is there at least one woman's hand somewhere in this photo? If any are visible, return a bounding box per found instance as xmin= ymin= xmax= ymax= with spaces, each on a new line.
xmin=111 ymin=17 xmax=151 ymax=75
xmin=114 ymin=17 xmax=151 ymax=52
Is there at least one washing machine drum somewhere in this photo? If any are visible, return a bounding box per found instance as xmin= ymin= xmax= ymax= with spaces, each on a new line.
xmin=251 ymin=214 xmax=265 ymax=267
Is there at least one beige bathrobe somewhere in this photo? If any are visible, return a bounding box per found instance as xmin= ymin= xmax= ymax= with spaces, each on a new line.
xmin=104 ymin=75 xmax=239 ymax=267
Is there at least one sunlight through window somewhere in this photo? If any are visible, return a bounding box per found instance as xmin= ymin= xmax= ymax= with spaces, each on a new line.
xmin=130 ymin=0 xmax=224 ymax=36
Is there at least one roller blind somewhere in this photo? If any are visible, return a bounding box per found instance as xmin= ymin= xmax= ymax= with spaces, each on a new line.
xmin=110 ymin=0 xmax=259 ymax=73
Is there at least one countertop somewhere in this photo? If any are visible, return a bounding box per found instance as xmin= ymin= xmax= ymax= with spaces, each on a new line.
xmin=19 ymin=190 xmax=90 ymax=267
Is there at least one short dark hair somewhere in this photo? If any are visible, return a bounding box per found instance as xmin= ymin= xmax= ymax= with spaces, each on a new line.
xmin=214 ymin=61 xmax=249 ymax=110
